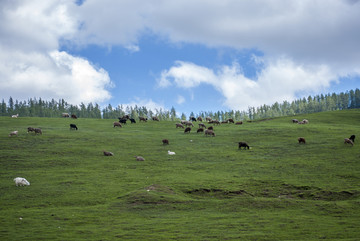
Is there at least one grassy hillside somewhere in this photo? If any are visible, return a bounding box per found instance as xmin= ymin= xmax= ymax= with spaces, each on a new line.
xmin=1 ymin=110 xmax=359 ymax=240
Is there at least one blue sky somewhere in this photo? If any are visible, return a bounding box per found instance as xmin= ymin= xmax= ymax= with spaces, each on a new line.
xmin=1 ymin=0 xmax=359 ymax=116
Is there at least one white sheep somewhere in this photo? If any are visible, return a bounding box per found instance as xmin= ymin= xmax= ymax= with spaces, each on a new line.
xmin=168 ymin=150 xmax=176 ymax=155
xmin=14 ymin=177 xmax=30 ymax=186
xmin=9 ymin=131 xmax=18 ymax=137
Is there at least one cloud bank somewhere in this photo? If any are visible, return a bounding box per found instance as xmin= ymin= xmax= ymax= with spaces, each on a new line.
xmin=1 ymin=0 xmax=359 ymax=109
xmin=0 ymin=0 xmax=113 ymax=105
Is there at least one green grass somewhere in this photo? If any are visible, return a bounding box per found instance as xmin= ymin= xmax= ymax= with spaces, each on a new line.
xmin=1 ymin=110 xmax=360 ymax=240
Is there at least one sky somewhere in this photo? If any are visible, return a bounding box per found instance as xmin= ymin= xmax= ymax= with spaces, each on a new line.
xmin=1 ymin=0 xmax=360 ymax=116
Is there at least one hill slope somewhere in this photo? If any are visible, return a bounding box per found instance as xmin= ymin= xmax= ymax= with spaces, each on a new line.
xmin=0 ymin=110 xmax=359 ymax=240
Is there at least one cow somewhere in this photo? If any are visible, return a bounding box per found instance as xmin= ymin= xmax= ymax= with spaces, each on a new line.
xmin=119 ymin=118 xmax=127 ymax=124
xmin=152 ymin=116 xmax=160 ymax=121
xmin=103 ymin=151 xmax=114 ymax=156
xmin=228 ymin=118 xmax=234 ymax=123
xmin=176 ymin=123 xmax=184 ymax=128
xmin=190 ymin=117 xmax=197 ymax=122
xmin=344 ymin=138 xmax=354 ymax=146
xmin=298 ymin=137 xmax=306 ymax=144
xmin=197 ymin=117 xmax=203 ymax=122
xmin=238 ymin=142 xmax=250 ymax=149
xmin=197 ymin=128 xmax=204 ymax=133
xmin=113 ymin=122 xmax=122 ymax=128
xmin=130 ymin=118 xmax=136 ymax=124
xmin=204 ymin=129 xmax=215 ymax=137
xmin=70 ymin=124 xmax=78 ymax=130
xmin=162 ymin=139 xmax=169 ymax=145
xmin=184 ymin=127 xmax=191 ymax=133
xmin=27 ymin=127 xmax=35 ymax=133
xmin=292 ymin=119 xmax=299 ymax=123
xmin=206 ymin=117 xmax=212 ymax=122
xmin=235 ymin=121 xmax=243 ymax=125
xmin=199 ymin=123 xmax=206 ymax=129
xmin=11 ymin=114 xmax=19 ymax=118
xmin=207 ymin=126 xmax=214 ymax=130
xmin=349 ymin=135 xmax=355 ymax=143
xmin=62 ymin=113 xmax=70 ymax=118
xmin=139 ymin=117 xmax=148 ymax=122
xmin=184 ymin=121 xmax=194 ymax=127
xmin=71 ymin=114 xmax=77 ymax=119
xmin=34 ymin=128 xmax=42 ymax=134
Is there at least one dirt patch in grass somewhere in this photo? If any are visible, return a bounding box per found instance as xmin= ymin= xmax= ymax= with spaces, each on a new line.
xmin=185 ymin=184 xmax=358 ymax=201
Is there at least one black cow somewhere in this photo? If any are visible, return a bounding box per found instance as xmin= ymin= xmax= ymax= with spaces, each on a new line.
xmin=130 ymin=118 xmax=136 ymax=124
xmin=238 ymin=142 xmax=249 ymax=149
xmin=119 ymin=118 xmax=127 ymax=124
xmin=349 ymin=135 xmax=355 ymax=143
xmin=70 ymin=124 xmax=78 ymax=130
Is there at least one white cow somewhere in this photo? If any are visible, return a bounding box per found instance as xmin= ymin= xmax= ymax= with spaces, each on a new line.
xmin=14 ymin=177 xmax=30 ymax=186
xmin=9 ymin=131 xmax=18 ymax=136
xmin=11 ymin=114 xmax=19 ymax=118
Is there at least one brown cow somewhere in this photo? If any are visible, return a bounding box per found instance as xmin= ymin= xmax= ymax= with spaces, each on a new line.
xmin=139 ymin=117 xmax=148 ymax=122
xmin=34 ymin=128 xmax=42 ymax=135
xmin=197 ymin=128 xmax=204 ymax=133
xmin=204 ymin=129 xmax=215 ymax=137
xmin=152 ymin=116 xmax=159 ymax=121
xmin=298 ymin=137 xmax=306 ymax=144
xmin=103 ymin=151 xmax=114 ymax=156
xmin=113 ymin=122 xmax=122 ymax=128
xmin=162 ymin=139 xmax=169 ymax=145
xmin=344 ymin=138 xmax=354 ymax=146
xmin=235 ymin=121 xmax=243 ymax=125
xmin=176 ymin=123 xmax=184 ymax=128
xmin=71 ymin=114 xmax=77 ymax=119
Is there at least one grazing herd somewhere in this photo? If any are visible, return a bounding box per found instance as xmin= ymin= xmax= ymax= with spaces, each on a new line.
xmin=6 ymin=113 xmax=357 ymax=186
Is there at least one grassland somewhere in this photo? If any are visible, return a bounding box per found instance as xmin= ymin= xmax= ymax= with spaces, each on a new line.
xmin=0 ymin=110 xmax=359 ymax=240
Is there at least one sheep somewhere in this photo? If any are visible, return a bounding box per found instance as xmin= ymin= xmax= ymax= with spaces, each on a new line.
xmin=184 ymin=127 xmax=191 ymax=133
xmin=11 ymin=114 xmax=19 ymax=118
xmin=135 ymin=156 xmax=145 ymax=161
xmin=238 ymin=142 xmax=250 ymax=149
xmin=113 ymin=122 xmax=122 ymax=128
xmin=27 ymin=127 xmax=35 ymax=133
xmin=176 ymin=123 xmax=184 ymax=128
xmin=14 ymin=177 xmax=30 ymax=186
xmin=70 ymin=124 xmax=78 ymax=130
xmin=9 ymin=131 xmax=18 ymax=137
xmin=349 ymin=135 xmax=355 ymax=143
xmin=298 ymin=137 xmax=306 ymax=144
xmin=204 ymin=129 xmax=216 ymax=137
xmin=103 ymin=151 xmax=114 ymax=156
xmin=344 ymin=138 xmax=354 ymax=146
xmin=168 ymin=150 xmax=176 ymax=155
xmin=139 ymin=117 xmax=148 ymax=122
xmin=34 ymin=128 xmax=42 ymax=135
xmin=162 ymin=139 xmax=169 ymax=145
xmin=197 ymin=128 xmax=204 ymax=133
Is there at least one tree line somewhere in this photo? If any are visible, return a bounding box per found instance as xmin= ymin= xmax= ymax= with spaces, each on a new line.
xmin=1 ymin=88 xmax=359 ymax=121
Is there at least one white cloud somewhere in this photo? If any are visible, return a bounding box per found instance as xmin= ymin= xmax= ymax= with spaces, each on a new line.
xmin=159 ymin=59 xmax=339 ymax=110
xmin=0 ymin=0 xmax=113 ymax=105
xmin=176 ymin=95 xmax=185 ymax=104
xmin=121 ymin=98 xmax=166 ymax=113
